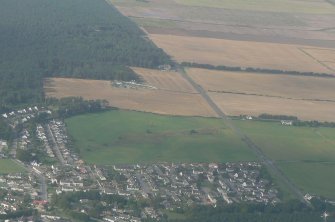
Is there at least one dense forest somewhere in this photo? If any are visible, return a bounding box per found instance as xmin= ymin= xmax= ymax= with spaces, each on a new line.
xmin=0 ymin=0 xmax=171 ymax=110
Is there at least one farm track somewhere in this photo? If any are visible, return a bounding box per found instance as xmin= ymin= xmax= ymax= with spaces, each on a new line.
xmin=178 ymin=66 xmax=311 ymax=206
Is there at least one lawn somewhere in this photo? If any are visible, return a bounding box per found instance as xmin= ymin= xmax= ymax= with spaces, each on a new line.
xmin=0 ymin=159 xmax=25 ymax=174
xmin=279 ymin=162 xmax=335 ymax=199
xmin=65 ymin=110 xmax=256 ymax=164
xmin=175 ymin=0 xmax=335 ymax=14
xmin=233 ymin=120 xmax=335 ymax=162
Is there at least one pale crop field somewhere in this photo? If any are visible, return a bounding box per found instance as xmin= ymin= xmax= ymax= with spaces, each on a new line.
xmin=149 ymin=34 xmax=335 ymax=75
xmin=132 ymin=67 xmax=196 ymax=93
xmin=210 ymin=92 xmax=335 ymax=121
xmin=174 ymin=0 xmax=335 ymax=14
xmin=44 ymin=77 xmax=217 ymax=117
xmin=187 ymin=68 xmax=335 ymax=101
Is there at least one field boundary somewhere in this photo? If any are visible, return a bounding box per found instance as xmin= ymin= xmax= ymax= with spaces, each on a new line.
xmin=208 ymin=90 xmax=335 ymax=103
xmin=298 ymin=47 xmax=335 ymax=72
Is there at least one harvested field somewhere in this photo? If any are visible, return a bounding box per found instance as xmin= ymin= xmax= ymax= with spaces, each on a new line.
xmin=210 ymin=92 xmax=335 ymax=121
xmin=110 ymin=0 xmax=335 ymax=48
xmin=131 ymin=67 xmax=196 ymax=93
xmin=325 ymin=62 xmax=335 ymax=70
xmin=300 ymin=48 xmax=335 ymax=71
xmin=175 ymin=0 xmax=335 ymax=14
xmin=44 ymin=77 xmax=217 ymax=117
xmin=187 ymin=68 xmax=335 ymax=101
xmin=150 ymin=34 xmax=335 ymax=74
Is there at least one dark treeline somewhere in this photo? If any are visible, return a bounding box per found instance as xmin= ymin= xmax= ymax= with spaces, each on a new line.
xmin=45 ymin=97 xmax=111 ymax=119
xmin=0 ymin=0 xmax=171 ymax=109
xmin=0 ymin=118 xmax=13 ymax=140
xmin=293 ymin=120 xmax=335 ymax=128
xmin=256 ymin=114 xmax=335 ymax=128
xmin=181 ymin=62 xmax=334 ymax=78
xmin=169 ymin=199 xmax=335 ymax=222
xmin=258 ymin=114 xmax=298 ymax=121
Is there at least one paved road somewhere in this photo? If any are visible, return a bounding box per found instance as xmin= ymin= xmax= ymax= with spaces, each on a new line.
xmin=178 ymin=67 xmax=310 ymax=206
xmin=39 ymin=174 xmax=48 ymax=201
xmin=45 ymin=124 xmax=66 ymax=165
xmin=14 ymin=159 xmax=48 ymax=201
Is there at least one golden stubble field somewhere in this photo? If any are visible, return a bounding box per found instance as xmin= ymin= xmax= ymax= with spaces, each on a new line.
xmin=187 ymin=68 xmax=335 ymax=121
xmin=44 ymin=68 xmax=217 ymax=117
xmin=149 ymin=34 xmax=335 ymax=75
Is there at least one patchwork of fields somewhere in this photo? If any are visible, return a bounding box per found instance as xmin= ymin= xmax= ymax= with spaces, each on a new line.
xmin=187 ymin=68 xmax=335 ymax=121
xmin=44 ymin=71 xmax=217 ymax=117
xmin=43 ymin=0 xmax=335 ymax=200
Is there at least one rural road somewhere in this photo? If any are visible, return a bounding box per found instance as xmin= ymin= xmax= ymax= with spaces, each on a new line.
xmin=178 ymin=66 xmax=311 ymax=206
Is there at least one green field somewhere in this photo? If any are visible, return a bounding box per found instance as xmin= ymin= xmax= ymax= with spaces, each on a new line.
xmin=233 ymin=120 xmax=335 ymax=162
xmin=233 ymin=120 xmax=335 ymax=199
xmin=65 ymin=110 xmax=256 ymax=164
xmin=279 ymin=162 xmax=335 ymax=199
xmin=0 ymin=159 xmax=25 ymax=174
xmin=175 ymin=0 xmax=335 ymax=14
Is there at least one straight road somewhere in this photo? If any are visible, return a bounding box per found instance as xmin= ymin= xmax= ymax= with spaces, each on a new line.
xmin=45 ymin=124 xmax=66 ymax=165
xmin=13 ymin=159 xmax=47 ymax=201
xmin=178 ymin=66 xmax=310 ymax=206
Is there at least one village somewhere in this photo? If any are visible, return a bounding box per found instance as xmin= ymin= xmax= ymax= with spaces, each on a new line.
xmin=0 ymin=107 xmax=286 ymax=221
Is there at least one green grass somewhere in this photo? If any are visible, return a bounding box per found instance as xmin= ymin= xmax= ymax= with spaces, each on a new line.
xmin=279 ymin=162 xmax=335 ymax=199
xmin=233 ymin=120 xmax=335 ymax=199
xmin=175 ymin=0 xmax=335 ymax=14
xmin=65 ymin=110 xmax=256 ymax=164
xmin=0 ymin=159 xmax=25 ymax=174
xmin=233 ymin=120 xmax=335 ymax=162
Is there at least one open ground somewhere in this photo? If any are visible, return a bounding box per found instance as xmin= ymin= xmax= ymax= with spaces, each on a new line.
xmin=187 ymin=68 xmax=335 ymax=121
xmin=150 ymin=34 xmax=335 ymax=74
xmin=174 ymin=0 xmax=335 ymax=14
xmin=233 ymin=119 xmax=335 ymax=198
xmin=132 ymin=67 xmax=196 ymax=93
xmin=65 ymin=110 xmax=256 ymax=164
xmin=0 ymin=159 xmax=25 ymax=174
xmin=110 ymin=0 xmax=335 ymax=48
xmin=279 ymin=162 xmax=335 ymax=199
xmin=44 ymin=69 xmax=217 ymax=117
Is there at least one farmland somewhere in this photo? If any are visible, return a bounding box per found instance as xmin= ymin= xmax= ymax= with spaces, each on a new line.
xmin=110 ymin=0 xmax=335 ymax=48
xmin=233 ymin=120 xmax=335 ymax=162
xmin=150 ymin=34 xmax=335 ymax=74
xmin=187 ymin=68 xmax=335 ymax=101
xmin=0 ymin=159 xmax=25 ymax=174
xmin=65 ymin=110 xmax=256 ymax=164
xmin=44 ymin=73 xmax=216 ymax=117
xmin=279 ymin=162 xmax=335 ymax=199
xmin=186 ymin=68 xmax=335 ymax=121
xmin=232 ymin=120 xmax=335 ymax=198
xmin=174 ymin=0 xmax=335 ymax=14
xmin=210 ymin=93 xmax=335 ymax=122
xmin=132 ymin=67 xmax=196 ymax=93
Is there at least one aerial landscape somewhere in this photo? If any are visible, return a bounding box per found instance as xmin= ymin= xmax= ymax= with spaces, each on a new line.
xmin=0 ymin=0 xmax=335 ymax=221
